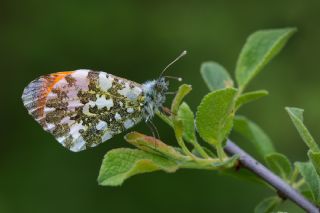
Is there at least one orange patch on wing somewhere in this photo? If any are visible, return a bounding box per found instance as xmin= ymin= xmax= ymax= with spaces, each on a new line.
xmin=37 ymin=71 xmax=74 ymax=116
xmin=46 ymin=71 xmax=74 ymax=93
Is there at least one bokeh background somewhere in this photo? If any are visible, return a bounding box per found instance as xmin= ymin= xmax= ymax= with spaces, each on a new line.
xmin=1 ymin=0 xmax=320 ymax=212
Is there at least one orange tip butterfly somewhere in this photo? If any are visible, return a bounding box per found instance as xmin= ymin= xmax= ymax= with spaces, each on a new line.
xmin=22 ymin=51 xmax=186 ymax=152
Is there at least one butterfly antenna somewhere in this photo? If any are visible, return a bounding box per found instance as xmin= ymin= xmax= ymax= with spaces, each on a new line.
xmin=164 ymin=76 xmax=183 ymax=82
xmin=159 ymin=50 xmax=187 ymax=78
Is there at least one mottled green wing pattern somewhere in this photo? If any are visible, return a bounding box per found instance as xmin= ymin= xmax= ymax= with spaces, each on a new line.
xmin=22 ymin=69 xmax=145 ymax=152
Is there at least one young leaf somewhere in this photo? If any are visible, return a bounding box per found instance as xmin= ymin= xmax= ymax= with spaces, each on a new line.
xmin=296 ymin=162 xmax=320 ymax=204
xmin=254 ymin=196 xmax=281 ymax=213
xmin=236 ymin=28 xmax=296 ymax=91
xmin=285 ymin=107 xmax=319 ymax=152
xmin=233 ymin=116 xmax=275 ymax=158
xmin=98 ymin=148 xmax=178 ymax=186
xmin=308 ymin=150 xmax=320 ymax=177
xmin=125 ymin=132 xmax=188 ymax=161
xmin=196 ymin=88 xmax=237 ymax=146
xmin=177 ymin=102 xmax=196 ymax=143
xmin=235 ymin=90 xmax=269 ymax=110
xmin=265 ymin=152 xmax=292 ymax=180
xmin=172 ymin=118 xmax=195 ymax=157
xmin=200 ymin=61 xmax=234 ymax=91
xmin=177 ymin=102 xmax=210 ymax=158
xmin=171 ymin=84 xmax=192 ymax=115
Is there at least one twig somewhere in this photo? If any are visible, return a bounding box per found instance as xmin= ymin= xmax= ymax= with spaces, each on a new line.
xmin=224 ymin=139 xmax=319 ymax=213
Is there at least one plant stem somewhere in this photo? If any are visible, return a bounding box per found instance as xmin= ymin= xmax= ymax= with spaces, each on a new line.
xmin=224 ymin=139 xmax=319 ymax=213
xmin=156 ymin=112 xmax=209 ymax=158
xmin=290 ymin=166 xmax=300 ymax=184
xmin=176 ymin=135 xmax=194 ymax=158
xmin=293 ymin=179 xmax=305 ymax=190
xmin=192 ymin=138 xmax=209 ymax=158
xmin=216 ymin=143 xmax=227 ymax=161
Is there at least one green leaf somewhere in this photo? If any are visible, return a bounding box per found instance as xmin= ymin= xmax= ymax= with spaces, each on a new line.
xmin=173 ymin=119 xmax=184 ymax=140
xmin=265 ymin=152 xmax=292 ymax=180
xmin=171 ymin=84 xmax=192 ymax=115
xmin=172 ymin=118 xmax=195 ymax=157
xmin=301 ymin=186 xmax=315 ymax=202
xmin=177 ymin=102 xmax=210 ymax=158
xmin=171 ymin=86 xmax=195 ymax=157
xmin=98 ymin=148 xmax=178 ymax=186
xmin=235 ymin=90 xmax=269 ymax=110
xmin=287 ymin=107 xmax=304 ymax=120
xmin=308 ymin=150 xmax=320 ymax=177
xmin=296 ymin=162 xmax=320 ymax=204
xmin=285 ymin=107 xmax=319 ymax=152
xmin=200 ymin=61 xmax=234 ymax=91
xmin=177 ymin=102 xmax=196 ymax=143
xmin=233 ymin=116 xmax=275 ymax=158
xmin=254 ymin=196 xmax=281 ymax=213
xmin=125 ymin=132 xmax=188 ymax=161
xmin=196 ymin=88 xmax=237 ymax=146
xmin=236 ymin=28 xmax=296 ymax=91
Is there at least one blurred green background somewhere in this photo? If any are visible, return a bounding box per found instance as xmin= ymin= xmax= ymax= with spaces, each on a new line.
xmin=1 ymin=0 xmax=320 ymax=212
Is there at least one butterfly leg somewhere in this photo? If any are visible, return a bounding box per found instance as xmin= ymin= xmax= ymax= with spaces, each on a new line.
xmin=160 ymin=106 xmax=176 ymax=117
xmin=149 ymin=120 xmax=160 ymax=140
xmin=146 ymin=120 xmax=160 ymax=149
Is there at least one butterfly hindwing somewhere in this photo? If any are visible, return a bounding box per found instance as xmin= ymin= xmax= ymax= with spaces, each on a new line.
xmin=22 ymin=69 xmax=145 ymax=152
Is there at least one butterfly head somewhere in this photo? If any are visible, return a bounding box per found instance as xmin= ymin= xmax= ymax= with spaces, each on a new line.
xmin=141 ymin=50 xmax=186 ymax=121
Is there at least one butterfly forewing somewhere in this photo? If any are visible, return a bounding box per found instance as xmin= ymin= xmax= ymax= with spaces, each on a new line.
xmin=22 ymin=69 xmax=145 ymax=152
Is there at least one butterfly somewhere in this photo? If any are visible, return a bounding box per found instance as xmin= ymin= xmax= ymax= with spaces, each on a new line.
xmin=22 ymin=51 xmax=186 ymax=152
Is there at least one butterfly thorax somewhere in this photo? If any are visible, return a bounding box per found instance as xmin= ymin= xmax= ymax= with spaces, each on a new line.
xmin=141 ymin=77 xmax=168 ymax=121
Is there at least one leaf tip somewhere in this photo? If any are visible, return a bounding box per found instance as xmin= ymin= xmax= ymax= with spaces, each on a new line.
xmin=285 ymin=107 xmax=304 ymax=120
